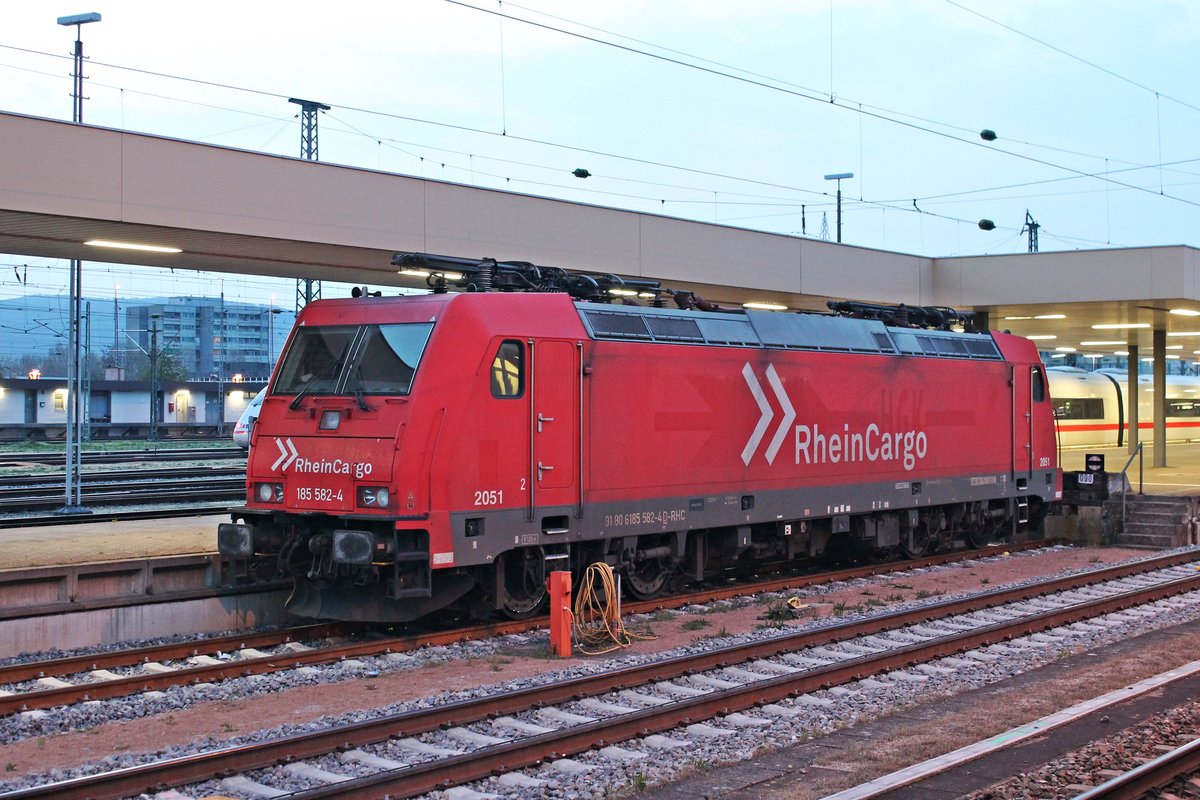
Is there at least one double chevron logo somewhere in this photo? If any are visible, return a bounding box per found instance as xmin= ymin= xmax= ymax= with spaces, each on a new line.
xmin=741 ymin=363 xmax=796 ymax=465
xmin=271 ymin=437 xmax=299 ymax=471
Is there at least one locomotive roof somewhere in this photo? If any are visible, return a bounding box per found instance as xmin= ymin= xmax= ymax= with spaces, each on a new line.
xmin=302 ymin=291 xmax=1008 ymax=362
xmin=576 ymin=302 xmax=1005 ymax=361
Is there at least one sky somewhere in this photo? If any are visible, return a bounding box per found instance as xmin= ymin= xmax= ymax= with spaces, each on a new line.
xmin=1 ymin=0 xmax=1199 ymax=311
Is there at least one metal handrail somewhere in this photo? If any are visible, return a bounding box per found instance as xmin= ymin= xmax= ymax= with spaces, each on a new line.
xmin=1119 ymin=441 xmax=1145 ymax=526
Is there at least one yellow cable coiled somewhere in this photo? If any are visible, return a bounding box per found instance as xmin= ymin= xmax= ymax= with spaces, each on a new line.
xmin=571 ymin=562 xmax=656 ymax=655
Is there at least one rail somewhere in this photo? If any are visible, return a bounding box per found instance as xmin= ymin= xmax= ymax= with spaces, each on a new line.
xmin=15 ymin=563 xmax=1200 ymax=800
xmin=1119 ymin=441 xmax=1145 ymax=527
xmin=1072 ymin=736 xmax=1200 ymax=799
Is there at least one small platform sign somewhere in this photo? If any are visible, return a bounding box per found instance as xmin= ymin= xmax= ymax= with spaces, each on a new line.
xmin=1085 ymin=453 xmax=1105 ymax=473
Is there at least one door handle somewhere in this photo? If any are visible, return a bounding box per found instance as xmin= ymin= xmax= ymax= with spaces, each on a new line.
xmin=538 ymin=413 xmax=555 ymax=432
xmin=538 ymin=462 xmax=555 ymax=480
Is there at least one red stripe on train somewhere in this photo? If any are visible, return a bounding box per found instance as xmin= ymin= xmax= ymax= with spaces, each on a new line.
xmin=1057 ymin=421 xmax=1200 ymax=432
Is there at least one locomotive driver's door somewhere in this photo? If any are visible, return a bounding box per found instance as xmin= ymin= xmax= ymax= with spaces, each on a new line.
xmin=1012 ymin=365 xmax=1034 ymax=476
xmin=532 ymin=340 xmax=580 ymax=503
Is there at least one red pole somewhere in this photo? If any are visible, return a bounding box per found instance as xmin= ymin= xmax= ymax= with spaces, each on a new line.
xmin=548 ymin=571 xmax=572 ymax=657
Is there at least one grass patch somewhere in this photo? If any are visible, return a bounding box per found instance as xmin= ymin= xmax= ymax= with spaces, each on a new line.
xmin=499 ymin=645 xmax=560 ymax=660
xmin=760 ymin=600 xmax=796 ymax=623
xmin=680 ymin=618 xmax=711 ymax=631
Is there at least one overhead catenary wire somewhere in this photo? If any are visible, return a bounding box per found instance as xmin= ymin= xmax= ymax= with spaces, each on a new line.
xmin=943 ymin=0 xmax=1200 ymax=116
xmin=0 ymin=8 xmax=1190 ymax=264
xmin=438 ymin=1 xmax=1200 ymax=210
xmin=2 ymin=18 xmax=1194 ymax=213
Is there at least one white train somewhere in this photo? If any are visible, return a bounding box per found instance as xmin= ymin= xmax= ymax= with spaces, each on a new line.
xmin=1047 ymin=366 xmax=1200 ymax=448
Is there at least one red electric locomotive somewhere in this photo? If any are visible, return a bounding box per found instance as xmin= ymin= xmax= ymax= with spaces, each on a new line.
xmin=218 ymin=253 xmax=1061 ymax=622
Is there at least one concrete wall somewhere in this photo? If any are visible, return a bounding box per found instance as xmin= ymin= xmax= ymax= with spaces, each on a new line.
xmin=33 ymin=386 xmax=68 ymax=424
xmin=0 ymin=388 xmax=25 ymax=424
xmin=932 ymin=247 xmax=1200 ymax=306
xmin=111 ymin=391 xmax=149 ymax=424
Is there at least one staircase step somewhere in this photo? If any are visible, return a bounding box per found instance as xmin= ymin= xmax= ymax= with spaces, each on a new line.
xmin=1125 ymin=501 xmax=1189 ymax=510
xmin=1128 ymin=520 xmax=1185 ymax=532
xmin=1126 ymin=508 xmax=1189 ymax=518
xmin=1116 ymin=532 xmax=1181 ymax=549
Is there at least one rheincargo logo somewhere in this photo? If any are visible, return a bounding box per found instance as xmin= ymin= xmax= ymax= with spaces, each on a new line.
xmin=293 ymin=456 xmax=374 ymax=480
xmin=742 ymin=362 xmax=929 ymax=471
xmin=794 ymin=423 xmax=928 ymax=472
xmin=270 ymin=437 xmax=374 ymax=479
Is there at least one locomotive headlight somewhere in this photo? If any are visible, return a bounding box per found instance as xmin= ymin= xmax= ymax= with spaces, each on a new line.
xmin=255 ymin=482 xmax=284 ymax=503
xmin=217 ymin=523 xmax=254 ymax=557
xmin=333 ymin=529 xmax=374 ymax=564
xmin=357 ymin=486 xmax=390 ymax=508
xmin=217 ymin=523 xmax=283 ymax=557
xmin=332 ymin=529 xmax=393 ymax=564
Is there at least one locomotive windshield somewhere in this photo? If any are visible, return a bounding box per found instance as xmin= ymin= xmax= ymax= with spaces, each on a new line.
xmin=273 ymin=322 xmax=434 ymax=397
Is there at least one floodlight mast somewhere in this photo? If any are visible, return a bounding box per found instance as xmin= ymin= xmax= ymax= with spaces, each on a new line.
xmin=55 ymin=11 xmax=100 ymax=515
xmin=57 ymin=12 xmax=100 ymax=124
xmin=823 ymin=172 xmax=854 ymax=244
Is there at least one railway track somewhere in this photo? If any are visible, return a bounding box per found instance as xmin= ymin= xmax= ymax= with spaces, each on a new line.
xmin=5 ymin=549 xmax=1200 ymax=800
xmin=0 ymin=472 xmax=246 ymax=512
xmin=0 ymin=540 xmax=1054 ymax=712
xmin=0 ymin=453 xmax=247 ymax=514
xmin=0 ymin=466 xmax=245 ymax=489
xmin=0 ymin=505 xmax=234 ymax=528
xmin=0 ymin=446 xmax=245 ymax=467
xmin=1072 ymin=736 xmax=1200 ymax=800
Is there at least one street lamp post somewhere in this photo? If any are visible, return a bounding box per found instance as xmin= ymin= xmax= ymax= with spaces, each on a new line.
xmin=216 ymin=288 xmax=225 ymax=436
xmin=149 ymin=314 xmax=160 ymax=442
xmin=55 ymin=11 xmax=100 ymax=515
xmin=823 ymin=172 xmax=854 ymax=244
xmin=266 ymin=297 xmax=282 ymax=377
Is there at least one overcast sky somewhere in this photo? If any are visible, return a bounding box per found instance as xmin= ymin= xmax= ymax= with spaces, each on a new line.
xmin=2 ymin=0 xmax=1198 ymax=307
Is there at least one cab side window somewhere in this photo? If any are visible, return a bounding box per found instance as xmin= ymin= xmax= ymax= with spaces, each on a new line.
xmin=1031 ymin=366 xmax=1046 ymax=402
xmin=490 ymin=341 xmax=524 ymax=398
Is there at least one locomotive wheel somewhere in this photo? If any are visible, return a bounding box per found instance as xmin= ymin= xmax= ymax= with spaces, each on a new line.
xmin=900 ymin=524 xmax=929 ymax=559
xmin=964 ymin=522 xmax=994 ymax=549
xmin=496 ymin=547 xmax=548 ymax=619
xmin=623 ymin=556 xmax=673 ymax=600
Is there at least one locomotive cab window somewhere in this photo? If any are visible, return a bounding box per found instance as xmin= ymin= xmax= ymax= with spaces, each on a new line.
xmin=491 ymin=340 xmax=524 ymax=398
xmin=355 ymin=323 xmax=433 ymax=394
xmin=1031 ymin=366 xmax=1046 ymax=402
xmin=274 ymin=326 xmax=358 ymax=395
xmin=273 ymin=322 xmax=433 ymax=396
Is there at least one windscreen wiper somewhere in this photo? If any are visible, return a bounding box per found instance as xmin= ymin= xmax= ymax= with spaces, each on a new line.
xmin=289 ymin=342 xmax=352 ymax=411
xmin=349 ymin=369 xmax=373 ymax=412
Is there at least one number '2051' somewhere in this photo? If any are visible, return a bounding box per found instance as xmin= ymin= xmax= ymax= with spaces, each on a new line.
xmin=474 ymin=490 xmax=503 ymax=506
